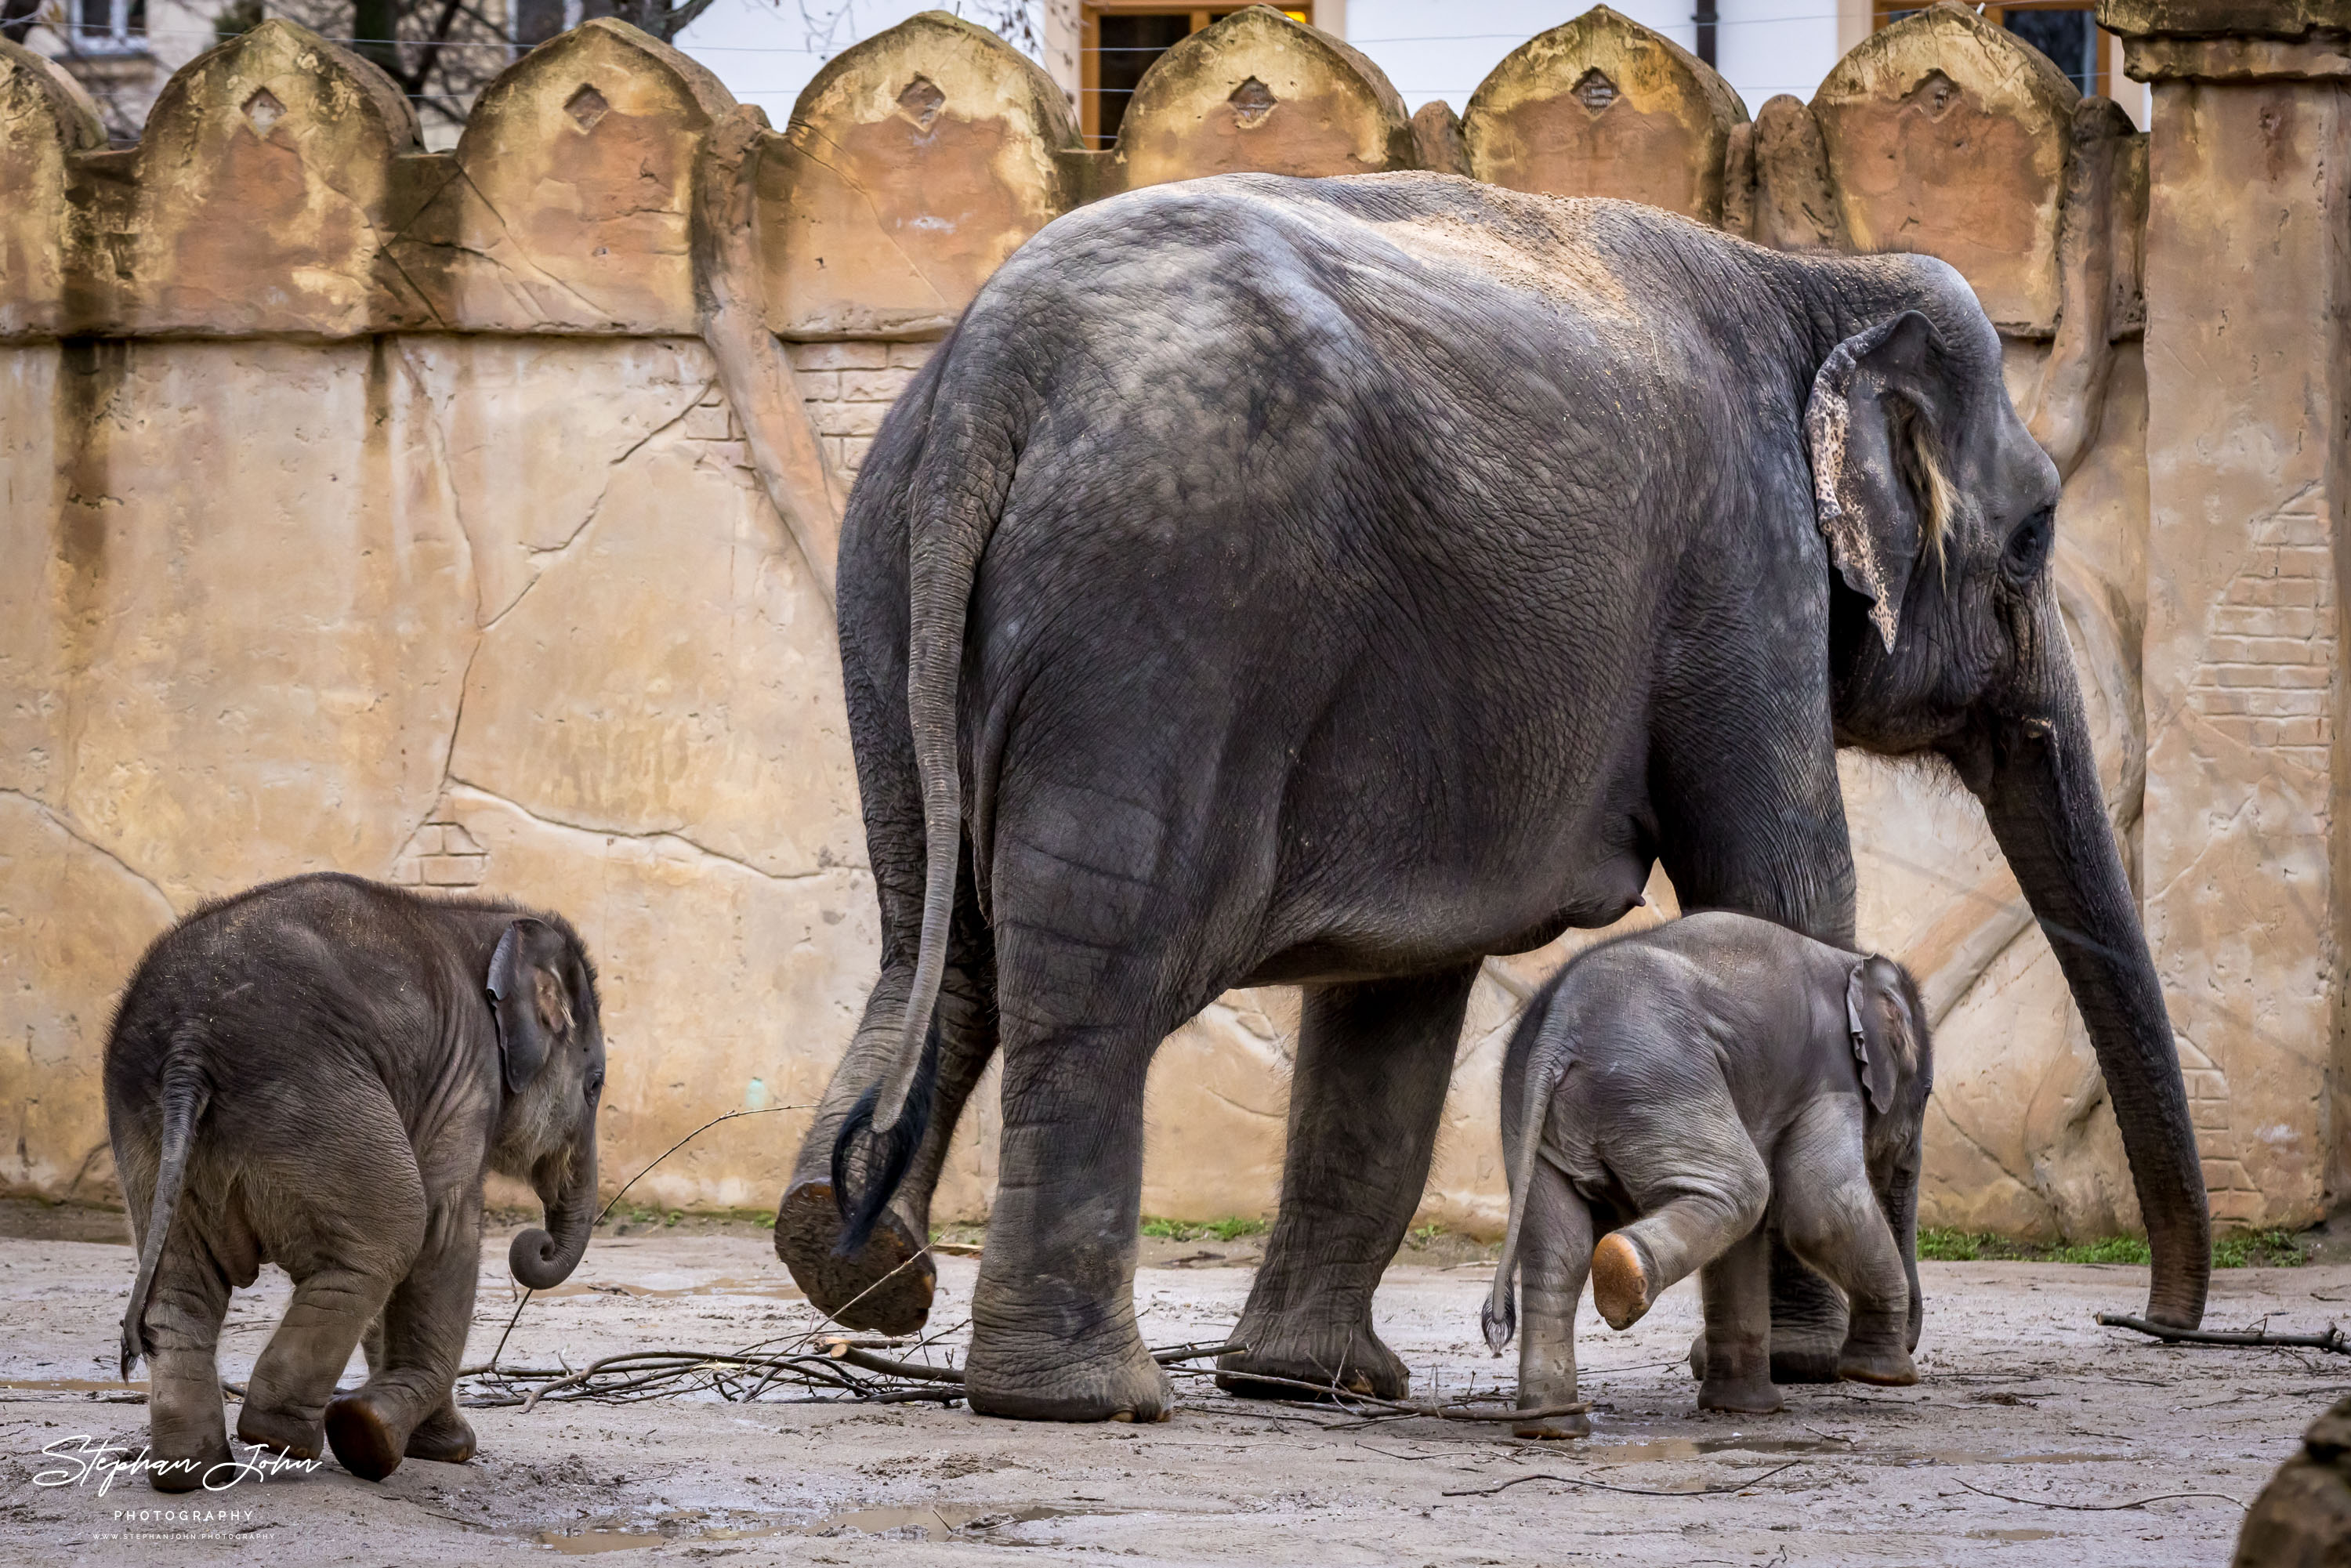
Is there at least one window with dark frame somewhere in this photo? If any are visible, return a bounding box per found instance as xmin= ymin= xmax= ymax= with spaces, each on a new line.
xmin=1079 ymin=4 xmax=1313 ymax=149
xmin=1878 ymin=5 xmax=2106 ymax=98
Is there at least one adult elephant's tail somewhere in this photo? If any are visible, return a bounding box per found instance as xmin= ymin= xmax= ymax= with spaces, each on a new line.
xmin=831 ymin=370 xmax=1021 ymax=1255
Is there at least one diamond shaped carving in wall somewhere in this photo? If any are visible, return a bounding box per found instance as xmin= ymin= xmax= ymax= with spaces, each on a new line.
xmin=565 ymin=84 xmax=610 ymax=132
xmin=898 ymin=75 xmax=944 ymax=131
xmin=1230 ymin=75 xmax=1276 ymax=128
xmin=242 ymin=87 xmax=285 ymax=132
xmin=1570 ymin=69 xmax=1617 ymax=113
xmin=1905 ymin=70 xmax=1961 ymax=121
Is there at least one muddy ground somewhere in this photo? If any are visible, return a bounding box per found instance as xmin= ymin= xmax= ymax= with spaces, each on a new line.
xmin=2 ymin=1208 xmax=2338 ymax=1566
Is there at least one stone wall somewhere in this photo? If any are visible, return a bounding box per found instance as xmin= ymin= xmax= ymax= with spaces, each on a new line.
xmin=2 ymin=2 xmax=2342 ymax=1240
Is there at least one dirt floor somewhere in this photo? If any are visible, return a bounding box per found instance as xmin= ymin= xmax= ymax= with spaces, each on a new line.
xmin=2 ymin=1206 xmax=2339 ymax=1566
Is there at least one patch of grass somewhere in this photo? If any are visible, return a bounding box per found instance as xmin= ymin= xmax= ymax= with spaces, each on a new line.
xmin=1140 ymin=1216 xmax=1267 ymax=1244
xmin=1406 ymin=1222 xmax=1446 ymax=1248
xmin=2214 ymin=1228 xmax=2310 ymax=1269
xmin=1918 ymin=1226 xmax=2306 ymax=1268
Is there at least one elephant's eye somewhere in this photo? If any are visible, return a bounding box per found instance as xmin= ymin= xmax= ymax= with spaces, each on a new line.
xmin=586 ymin=1070 xmax=605 ymax=1101
xmin=2001 ymin=506 xmax=2055 ymax=584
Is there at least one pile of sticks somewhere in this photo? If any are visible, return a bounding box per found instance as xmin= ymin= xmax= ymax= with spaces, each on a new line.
xmin=455 ymin=1337 xmax=1249 ymax=1412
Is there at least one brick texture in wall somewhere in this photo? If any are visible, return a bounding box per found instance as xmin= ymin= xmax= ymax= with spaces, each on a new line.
xmin=787 ymin=342 xmax=937 ymax=488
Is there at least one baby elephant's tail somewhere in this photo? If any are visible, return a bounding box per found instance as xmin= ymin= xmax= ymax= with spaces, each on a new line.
xmin=120 ymin=1044 xmax=208 ymax=1380
xmin=1483 ymin=1046 xmax=1563 ymax=1354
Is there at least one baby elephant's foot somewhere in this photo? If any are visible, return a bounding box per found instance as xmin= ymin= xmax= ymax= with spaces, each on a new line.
xmin=235 ymin=1403 xmax=324 ymax=1462
xmin=1512 ymin=1410 xmax=1592 ymax=1440
xmin=1698 ymin=1374 xmax=1784 ymax=1415
xmin=1836 ymin=1342 xmax=1918 ymax=1387
xmin=146 ymin=1427 xmax=234 ymax=1494
xmin=403 ymin=1404 xmax=476 ymax=1465
xmin=1590 ymin=1232 xmax=1658 ymax=1331
xmin=324 ymin=1392 xmax=410 ymax=1481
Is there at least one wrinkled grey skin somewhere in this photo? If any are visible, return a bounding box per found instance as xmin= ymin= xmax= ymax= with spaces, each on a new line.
xmin=1483 ymin=913 xmax=1930 ymax=1438
xmin=775 ymin=171 xmax=2208 ymax=1423
xmin=106 ymin=874 xmax=605 ymax=1490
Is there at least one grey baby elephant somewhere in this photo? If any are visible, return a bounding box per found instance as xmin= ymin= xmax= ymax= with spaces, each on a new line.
xmin=1483 ymin=912 xmax=1931 ymax=1435
xmin=108 ymin=874 xmax=606 ymax=1490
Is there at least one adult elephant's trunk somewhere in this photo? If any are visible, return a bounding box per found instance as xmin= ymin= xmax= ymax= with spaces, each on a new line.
xmin=1967 ymin=596 xmax=2210 ymax=1327
xmin=511 ymin=1136 xmax=596 ymax=1291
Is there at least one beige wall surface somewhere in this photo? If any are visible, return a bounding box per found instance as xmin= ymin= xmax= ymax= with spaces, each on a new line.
xmin=2 ymin=3 xmax=2342 ymax=1242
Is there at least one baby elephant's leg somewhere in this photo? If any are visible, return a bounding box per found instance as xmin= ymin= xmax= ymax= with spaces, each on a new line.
xmin=241 ymin=1120 xmax=422 ymax=1462
xmin=141 ymin=1232 xmax=234 ymax=1491
xmin=1591 ymin=1081 xmax=1770 ymax=1333
xmin=1774 ymin=1099 xmax=1916 ymax=1387
xmin=1513 ymin=1156 xmax=1594 ymax=1439
xmin=1697 ymin=1224 xmax=1780 ymax=1413
xmin=328 ymin=1204 xmax=481 ymax=1479
xmin=360 ymin=1309 xmax=475 ymax=1466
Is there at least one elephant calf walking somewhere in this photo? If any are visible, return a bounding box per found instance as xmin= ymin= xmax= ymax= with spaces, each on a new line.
xmin=1484 ymin=913 xmax=1932 ymax=1436
xmin=107 ymin=874 xmax=607 ymax=1490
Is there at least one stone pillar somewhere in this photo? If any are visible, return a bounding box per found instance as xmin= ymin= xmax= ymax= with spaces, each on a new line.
xmin=2103 ymin=0 xmax=2351 ymax=1224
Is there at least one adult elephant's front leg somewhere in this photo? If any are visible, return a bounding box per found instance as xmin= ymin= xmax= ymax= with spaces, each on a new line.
xmin=1219 ymin=964 xmax=1477 ymax=1401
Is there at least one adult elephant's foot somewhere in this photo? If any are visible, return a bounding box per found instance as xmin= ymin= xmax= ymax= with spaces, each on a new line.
xmin=964 ymin=1333 xmax=1173 ymax=1422
xmin=772 ymin=1179 xmax=935 ymax=1335
xmin=1215 ymin=1313 xmax=1410 ymax=1403
xmin=403 ymin=1403 xmax=477 ymax=1465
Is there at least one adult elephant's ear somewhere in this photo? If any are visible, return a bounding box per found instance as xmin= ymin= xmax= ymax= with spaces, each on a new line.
xmin=1806 ymin=310 xmax=1954 ymax=653
xmin=1847 ymin=954 xmax=1922 ymax=1115
xmin=489 ymin=918 xmax=574 ymax=1093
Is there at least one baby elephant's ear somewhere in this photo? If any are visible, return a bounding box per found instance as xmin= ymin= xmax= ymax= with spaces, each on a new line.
xmin=1846 ymin=956 xmax=1918 ymax=1115
xmin=488 ymin=918 xmax=574 ymax=1093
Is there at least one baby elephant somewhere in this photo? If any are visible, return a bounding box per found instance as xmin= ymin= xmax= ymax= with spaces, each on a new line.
xmin=1483 ymin=912 xmax=1931 ymax=1434
xmin=108 ymin=874 xmax=606 ymax=1490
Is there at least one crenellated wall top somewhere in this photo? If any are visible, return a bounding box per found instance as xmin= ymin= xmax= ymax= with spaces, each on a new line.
xmin=0 ymin=4 xmax=2155 ymax=344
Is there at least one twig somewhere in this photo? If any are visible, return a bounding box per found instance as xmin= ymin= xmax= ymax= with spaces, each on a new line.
xmin=1164 ymin=1364 xmax=1590 ymax=1422
xmin=1444 ymin=1459 xmax=1809 ymax=1499
xmin=2096 ymin=1313 xmax=2349 ymax=1355
xmin=1952 ymin=1477 xmax=2245 ymax=1512
xmin=593 ymin=1105 xmax=812 ymax=1227
xmin=1148 ymin=1340 xmax=1248 ymax=1366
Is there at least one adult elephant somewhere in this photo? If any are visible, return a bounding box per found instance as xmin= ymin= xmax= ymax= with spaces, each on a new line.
xmin=771 ymin=171 xmax=2208 ymax=1421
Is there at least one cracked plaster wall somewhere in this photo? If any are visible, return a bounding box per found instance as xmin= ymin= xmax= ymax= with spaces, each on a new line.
xmin=2 ymin=5 xmax=2342 ymax=1240
xmin=0 ymin=325 xmax=2169 ymax=1238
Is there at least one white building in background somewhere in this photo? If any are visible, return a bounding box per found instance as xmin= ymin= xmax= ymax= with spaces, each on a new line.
xmin=675 ymin=1 xmax=2144 ymax=139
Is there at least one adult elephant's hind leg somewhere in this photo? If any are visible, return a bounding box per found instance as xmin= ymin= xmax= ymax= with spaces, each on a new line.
xmin=1219 ymin=964 xmax=1477 ymax=1402
xmin=774 ymin=860 xmax=998 ymax=1334
xmin=961 ymin=987 xmax=1172 ymax=1421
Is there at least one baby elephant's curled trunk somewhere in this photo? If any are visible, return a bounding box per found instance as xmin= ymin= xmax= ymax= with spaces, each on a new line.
xmin=511 ymin=1139 xmax=596 ymax=1290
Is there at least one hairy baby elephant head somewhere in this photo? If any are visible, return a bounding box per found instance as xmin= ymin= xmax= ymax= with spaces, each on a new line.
xmin=486 ymin=918 xmax=606 ymax=1290
xmin=1848 ymin=953 xmax=1932 ymax=1349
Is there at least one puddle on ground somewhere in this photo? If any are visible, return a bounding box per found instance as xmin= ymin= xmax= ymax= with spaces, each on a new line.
xmin=0 ymin=1376 xmax=146 ymax=1395
xmin=532 ymin=1503 xmax=1103 ymax=1552
xmin=1968 ymin=1529 xmax=2061 ymax=1541
xmin=537 ymin=1530 xmax=667 ymax=1556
